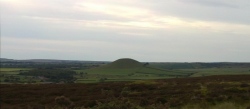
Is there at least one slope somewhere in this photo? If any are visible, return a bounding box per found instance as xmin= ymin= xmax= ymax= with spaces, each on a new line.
xmin=81 ymin=58 xmax=194 ymax=82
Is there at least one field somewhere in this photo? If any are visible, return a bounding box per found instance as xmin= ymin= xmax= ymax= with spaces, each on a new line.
xmin=0 ymin=66 xmax=250 ymax=83
xmin=0 ymin=68 xmax=33 ymax=83
xmin=1 ymin=75 xmax=250 ymax=109
xmin=181 ymin=68 xmax=250 ymax=77
xmin=73 ymin=62 xmax=250 ymax=83
xmin=0 ymin=68 xmax=31 ymax=73
xmin=74 ymin=66 xmax=194 ymax=83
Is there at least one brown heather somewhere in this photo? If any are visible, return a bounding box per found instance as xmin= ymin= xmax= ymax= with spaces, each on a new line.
xmin=1 ymin=75 xmax=250 ymax=109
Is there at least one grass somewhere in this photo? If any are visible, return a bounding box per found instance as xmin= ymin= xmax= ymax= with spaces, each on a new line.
xmin=1 ymin=66 xmax=250 ymax=84
xmin=0 ymin=68 xmax=35 ymax=83
xmin=181 ymin=68 xmax=250 ymax=77
xmin=0 ymin=68 xmax=31 ymax=72
xmin=42 ymin=59 xmax=250 ymax=83
xmin=0 ymin=68 xmax=32 ymax=75
xmin=1 ymin=60 xmax=250 ymax=84
xmin=74 ymin=65 xmax=250 ymax=83
xmin=73 ymin=66 xmax=193 ymax=83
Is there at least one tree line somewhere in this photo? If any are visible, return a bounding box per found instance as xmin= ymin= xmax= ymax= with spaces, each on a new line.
xmin=19 ymin=68 xmax=77 ymax=83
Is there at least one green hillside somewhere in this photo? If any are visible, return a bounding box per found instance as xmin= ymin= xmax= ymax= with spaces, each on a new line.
xmin=75 ymin=58 xmax=194 ymax=83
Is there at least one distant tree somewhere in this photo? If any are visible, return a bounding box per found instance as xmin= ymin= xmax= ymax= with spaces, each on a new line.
xmin=128 ymin=73 xmax=134 ymax=76
xmin=15 ymin=78 xmax=20 ymax=81
xmin=4 ymin=78 xmax=10 ymax=82
xmin=20 ymin=68 xmax=76 ymax=83
xmin=80 ymin=72 xmax=84 ymax=77
xmin=143 ymin=63 xmax=149 ymax=67
xmin=99 ymin=78 xmax=107 ymax=82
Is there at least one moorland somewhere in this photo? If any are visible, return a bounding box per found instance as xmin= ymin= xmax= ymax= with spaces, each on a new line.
xmin=0 ymin=58 xmax=250 ymax=109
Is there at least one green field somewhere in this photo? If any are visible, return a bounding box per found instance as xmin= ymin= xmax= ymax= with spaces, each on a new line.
xmin=180 ymin=68 xmax=250 ymax=77
xmin=0 ymin=68 xmax=31 ymax=72
xmin=1 ymin=59 xmax=250 ymax=83
xmin=0 ymin=68 xmax=34 ymax=83
xmin=73 ymin=65 xmax=194 ymax=83
xmin=1 ymin=66 xmax=250 ymax=83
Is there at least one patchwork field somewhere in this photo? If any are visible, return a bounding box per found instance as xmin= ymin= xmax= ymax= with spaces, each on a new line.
xmin=1 ymin=59 xmax=250 ymax=83
xmin=181 ymin=68 xmax=250 ymax=77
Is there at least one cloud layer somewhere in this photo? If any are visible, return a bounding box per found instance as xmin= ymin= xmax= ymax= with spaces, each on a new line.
xmin=1 ymin=0 xmax=250 ymax=62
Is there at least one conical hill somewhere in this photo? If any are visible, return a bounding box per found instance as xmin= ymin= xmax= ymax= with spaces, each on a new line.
xmin=103 ymin=58 xmax=143 ymax=69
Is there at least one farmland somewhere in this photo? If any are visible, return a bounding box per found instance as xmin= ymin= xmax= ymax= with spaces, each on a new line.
xmin=1 ymin=58 xmax=250 ymax=108
xmin=1 ymin=58 xmax=250 ymax=83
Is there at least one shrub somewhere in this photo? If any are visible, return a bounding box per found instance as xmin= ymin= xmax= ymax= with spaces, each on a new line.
xmin=99 ymin=78 xmax=107 ymax=83
xmin=156 ymin=97 xmax=168 ymax=104
xmin=199 ymin=84 xmax=208 ymax=97
xmin=55 ymin=96 xmax=74 ymax=108
xmin=94 ymin=98 xmax=140 ymax=109
xmin=240 ymin=83 xmax=249 ymax=88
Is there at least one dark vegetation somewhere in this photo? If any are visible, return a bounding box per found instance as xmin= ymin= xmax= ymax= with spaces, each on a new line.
xmin=0 ymin=58 xmax=108 ymax=69
xmin=150 ymin=62 xmax=250 ymax=69
xmin=1 ymin=75 xmax=250 ymax=108
xmin=19 ymin=68 xmax=77 ymax=83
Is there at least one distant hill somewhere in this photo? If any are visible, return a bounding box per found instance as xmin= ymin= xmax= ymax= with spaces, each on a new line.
xmin=0 ymin=58 xmax=15 ymax=62
xmin=101 ymin=58 xmax=143 ymax=69
xmin=86 ymin=58 xmax=194 ymax=78
xmin=0 ymin=58 xmax=108 ymax=63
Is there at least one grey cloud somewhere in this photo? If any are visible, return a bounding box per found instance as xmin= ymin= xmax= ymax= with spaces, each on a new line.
xmin=144 ymin=0 xmax=250 ymax=25
xmin=1 ymin=0 xmax=250 ymax=62
xmin=177 ymin=0 xmax=239 ymax=8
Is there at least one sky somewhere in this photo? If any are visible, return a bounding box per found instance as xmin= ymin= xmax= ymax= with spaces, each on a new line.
xmin=1 ymin=0 xmax=250 ymax=62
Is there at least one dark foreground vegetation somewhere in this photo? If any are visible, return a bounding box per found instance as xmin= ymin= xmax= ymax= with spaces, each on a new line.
xmin=1 ymin=75 xmax=250 ymax=109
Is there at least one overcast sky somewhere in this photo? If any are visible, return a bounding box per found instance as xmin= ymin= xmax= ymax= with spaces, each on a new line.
xmin=1 ymin=0 xmax=250 ymax=62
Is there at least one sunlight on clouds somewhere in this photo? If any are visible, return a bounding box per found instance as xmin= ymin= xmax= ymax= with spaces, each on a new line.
xmin=1 ymin=0 xmax=250 ymax=61
xmin=119 ymin=32 xmax=151 ymax=36
xmin=75 ymin=1 xmax=195 ymax=28
xmin=73 ymin=1 xmax=250 ymax=35
xmin=22 ymin=16 xmax=164 ymax=29
xmin=76 ymin=2 xmax=150 ymax=19
xmin=23 ymin=15 xmax=250 ymax=36
xmin=154 ymin=17 xmax=186 ymax=26
xmin=4 ymin=0 xmax=250 ymax=36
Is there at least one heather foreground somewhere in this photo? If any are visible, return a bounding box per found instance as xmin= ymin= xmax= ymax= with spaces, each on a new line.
xmin=1 ymin=75 xmax=250 ymax=109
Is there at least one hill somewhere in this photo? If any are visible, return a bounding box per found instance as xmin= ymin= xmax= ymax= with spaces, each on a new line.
xmin=100 ymin=58 xmax=143 ymax=69
xmin=0 ymin=58 xmax=15 ymax=62
xmin=79 ymin=58 xmax=194 ymax=82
